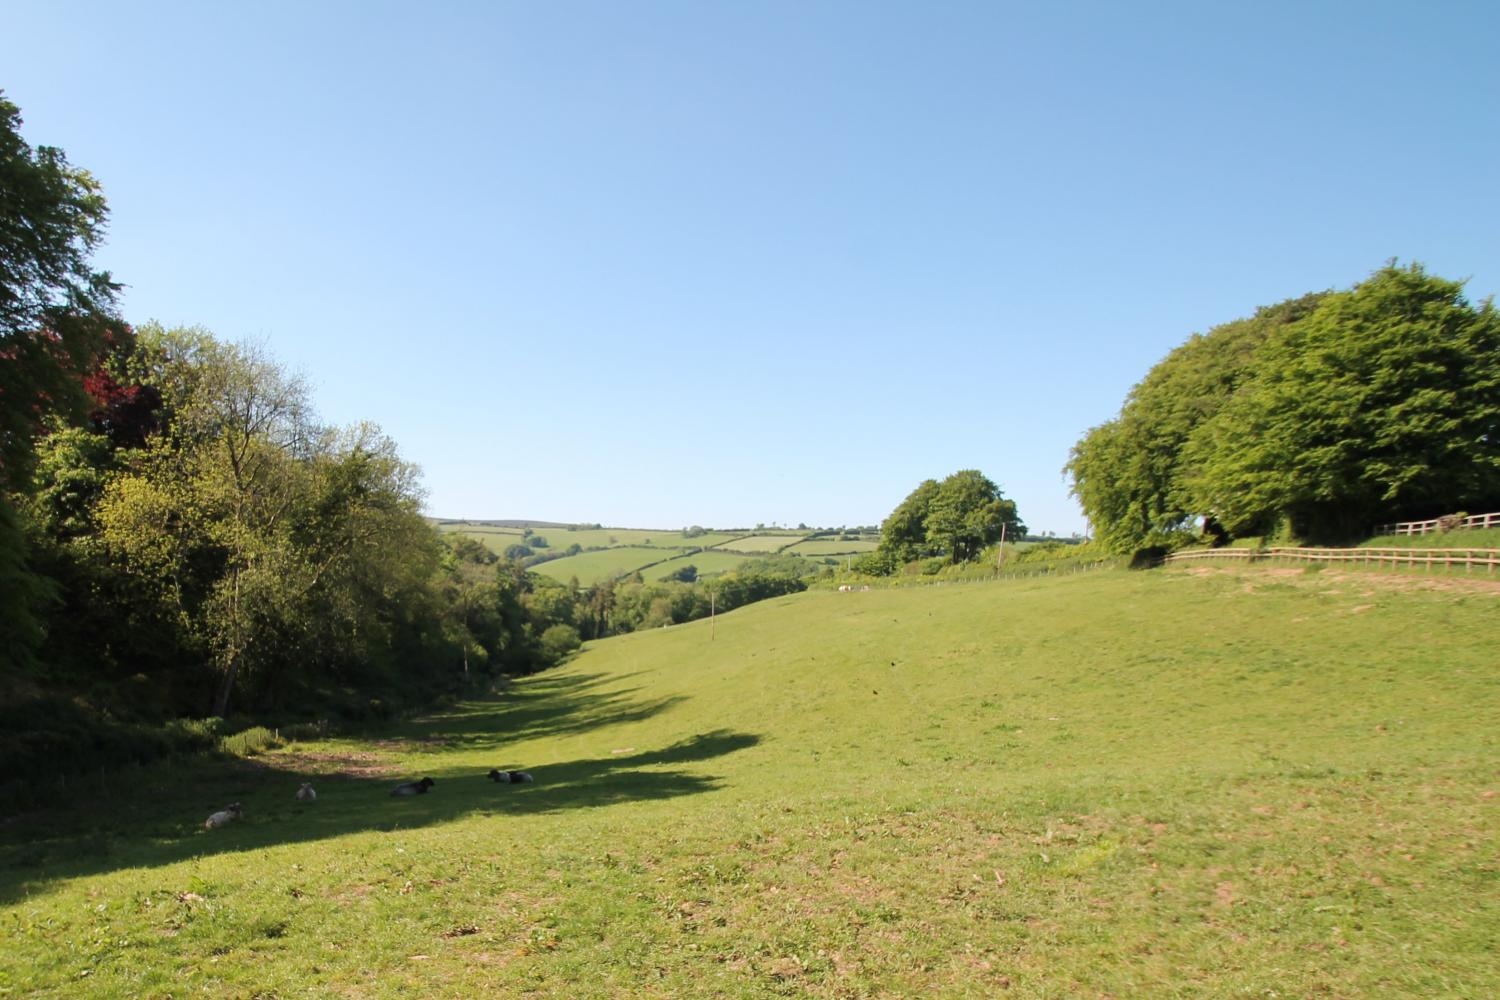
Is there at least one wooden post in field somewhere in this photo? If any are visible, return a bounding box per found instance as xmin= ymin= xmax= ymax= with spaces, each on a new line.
xmin=997 ymin=522 xmax=1007 ymax=570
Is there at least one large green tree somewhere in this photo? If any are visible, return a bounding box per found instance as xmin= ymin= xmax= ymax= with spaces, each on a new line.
xmin=1070 ymin=262 xmax=1500 ymax=551
xmin=1066 ymin=293 xmax=1323 ymax=553
xmin=878 ymin=478 xmax=940 ymax=563
xmin=1185 ymin=263 xmax=1500 ymax=541
xmin=875 ymin=470 xmax=1024 ymax=567
xmin=1 ymin=92 xmax=120 ymax=484
xmin=1 ymin=92 xmax=122 ymax=673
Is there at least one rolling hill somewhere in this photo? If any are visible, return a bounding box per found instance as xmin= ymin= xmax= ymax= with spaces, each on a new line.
xmin=435 ymin=521 xmax=881 ymax=585
xmin=3 ymin=564 xmax=1495 ymax=996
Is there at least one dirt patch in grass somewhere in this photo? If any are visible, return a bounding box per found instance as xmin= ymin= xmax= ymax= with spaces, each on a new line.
xmin=1320 ymin=569 xmax=1500 ymax=596
xmin=1174 ymin=564 xmax=1500 ymax=596
xmin=261 ymin=750 xmax=398 ymax=778
xmin=373 ymin=737 xmax=456 ymax=753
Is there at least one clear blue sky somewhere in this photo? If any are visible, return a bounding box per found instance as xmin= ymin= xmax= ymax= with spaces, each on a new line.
xmin=5 ymin=1 xmax=1497 ymax=532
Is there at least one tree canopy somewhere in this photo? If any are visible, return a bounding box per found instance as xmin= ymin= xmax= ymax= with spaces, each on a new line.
xmin=1185 ymin=264 xmax=1500 ymax=541
xmin=1065 ymin=293 xmax=1323 ymax=552
xmin=1 ymin=91 xmax=126 ymax=674
xmin=1069 ymin=263 xmax=1500 ymax=550
xmin=871 ymin=470 xmax=1024 ymax=570
xmin=1 ymin=91 xmax=121 ymax=485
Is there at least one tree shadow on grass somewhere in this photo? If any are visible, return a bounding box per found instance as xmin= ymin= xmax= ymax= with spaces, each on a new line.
xmin=395 ymin=671 xmax=688 ymax=751
xmin=0 ymin=683 xmax=759 ymax=904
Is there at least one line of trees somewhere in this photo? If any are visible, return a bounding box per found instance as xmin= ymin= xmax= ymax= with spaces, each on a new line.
xmin=1067 ymin=263 xmax=1500 ymax=552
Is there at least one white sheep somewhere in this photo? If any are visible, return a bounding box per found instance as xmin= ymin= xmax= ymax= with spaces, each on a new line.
xmin=204 ymin=803 xmax=243 ymax=829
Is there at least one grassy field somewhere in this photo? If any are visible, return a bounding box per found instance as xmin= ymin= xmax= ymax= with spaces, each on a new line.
xmin=783 ymin=538 xmax=881 ymax=556
xmin=712 ymin=534 xmax=807 ymax=554
xmin=435 ymin=523 xmax=524 ymax=539
xmin=528 ymin=547 xmax=675 ymax=583
xmin=528 ymin=528 xmax=746 ymax=551
xmin=435 ymin=524 xmax=830 ymax=584
xmin=1360 ymin=526 xmax=1500 ymax=549
xmin=649 ymin=550 xmax=773 ymax=581
xmin=3 ymin=565 xmax=1496 ymax=997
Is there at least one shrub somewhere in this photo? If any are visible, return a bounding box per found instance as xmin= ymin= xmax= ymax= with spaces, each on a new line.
xmin=219 ymin=725 xmax=283 ymax=757
xmin=539 ymin=624 xmax=582 ymax=664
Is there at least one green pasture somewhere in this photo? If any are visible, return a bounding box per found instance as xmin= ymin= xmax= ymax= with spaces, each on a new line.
xmin=446 ymin=526 xmax=751 ymax=553
xmin=527 ymin=528 xmax=731 ymax=550
xmin=783 ymin=537 xmax=880 ymax=556
xmin=4 ymin=565 xmax=1496 ymax=997
xmin=434 ymin=523 xmax=524 ymax=538
xmin=648 ymin=550 xmax=775 ymax=581
xmin=711 ymin=534 xmax=806 ymax=554
xmin=528 ymin=547 xmax=673 ymax=584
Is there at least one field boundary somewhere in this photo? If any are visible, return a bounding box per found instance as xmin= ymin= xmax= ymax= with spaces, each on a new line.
xmin=1166 ymin=545 xmax=1500 ymax=572
xmin=1374 ymin=510 xmax=1500 ymax=535
xmin=828 ymin=559 xmax=1119 ymax=591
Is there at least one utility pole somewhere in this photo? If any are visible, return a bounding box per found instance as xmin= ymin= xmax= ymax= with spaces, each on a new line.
xmin=709 ymin=584 xmax=716 ymax=641
xmin=997 ymin=521 xmax=1007 ymax=569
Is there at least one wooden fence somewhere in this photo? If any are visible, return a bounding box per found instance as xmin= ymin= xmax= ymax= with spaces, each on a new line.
xmin=1374 ymin=511 xmax=1500 ymax=535
xmin=1165 ymin=546 xmax=1500 ymax=572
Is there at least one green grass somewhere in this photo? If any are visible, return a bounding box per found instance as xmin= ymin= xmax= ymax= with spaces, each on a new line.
xmin=711 ymin=534 xmax=807 ymax=554
xmin=528 ymin=546 xmax=676 ymax=583
xmin=1361 ymin=526 xmax=1500 ymax=549
xmin=434 ymin=522 xmax=524 ymax=533
xmin=528 ymin=528 xmax=745 ymax=550
xmin=649 ymin=550 xmax=773 ymax=580
xmin=782 ymin=538 xmax=880 ymax=556
xmin=3 ymin=565 xmax=1496 ymax=997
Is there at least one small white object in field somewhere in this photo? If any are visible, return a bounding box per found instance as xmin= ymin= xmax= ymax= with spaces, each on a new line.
xmin=204 ymin=803 xmax=243 ymax=829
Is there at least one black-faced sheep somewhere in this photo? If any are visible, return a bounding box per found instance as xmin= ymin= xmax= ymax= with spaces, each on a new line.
xmin=390 ymin=777 xmax=435 ymax=796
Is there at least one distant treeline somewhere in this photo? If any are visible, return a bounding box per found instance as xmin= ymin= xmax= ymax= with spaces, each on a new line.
xmin=1066 ymin=263 xmax=1500 ymax=554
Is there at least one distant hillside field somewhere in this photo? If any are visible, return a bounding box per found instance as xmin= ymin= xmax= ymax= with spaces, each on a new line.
xmin=434 ymin=522 xmax=524 ymax=541
xmin=710 ymin=533 xmax=806 ymax=554
xmin=531 ymin=528 xmax=745 ymax=550
xmin=437 ymin=522 xmax=843 ymax=584
xmin=5 ymin=564 xmax=1494 ymax=996
xmin=528 ymin=547 xmax=674 ymax=583
xmin=782 ymin=537 xmax=880 ymax=555
xmin=647 ymin=550 xmax=766 ymax=580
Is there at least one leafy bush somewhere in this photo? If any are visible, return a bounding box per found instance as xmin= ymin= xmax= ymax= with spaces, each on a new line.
xmin=218 ymin=725 xmax=283 ymax=757
xmin=539 ymin=624 xmax=582 ymax=664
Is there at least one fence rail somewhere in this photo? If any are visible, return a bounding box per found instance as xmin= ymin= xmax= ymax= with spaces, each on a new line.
xmin=1374 ymin=511 xmax=1500 ymax=535
xmin=1166 ymin=546 xmax=1500 ymax=572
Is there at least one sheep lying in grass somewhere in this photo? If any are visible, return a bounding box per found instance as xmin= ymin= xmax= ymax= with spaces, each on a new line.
xmin=296 ymin=782 xmax=316 ymax=801
xmin=488 ymin=769 xmax=533 ymax=784
xmin=390 ymin=777 xmax=435 ymax=796
xmin=204 ymin=803 xmax=243 ymax=829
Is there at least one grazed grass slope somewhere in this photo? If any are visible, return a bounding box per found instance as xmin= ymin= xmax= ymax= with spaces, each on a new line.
xmin=2 ymin=566 xmax=1495 ymax=997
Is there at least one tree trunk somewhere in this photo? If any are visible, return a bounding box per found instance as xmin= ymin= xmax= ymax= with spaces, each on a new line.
xmin=213 ymin=652 xmax=238 ymax=718
xmin=212 ymin=567 xmax=242 ymax=718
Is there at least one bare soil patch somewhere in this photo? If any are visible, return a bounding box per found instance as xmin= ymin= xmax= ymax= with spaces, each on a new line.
xmin=1172 ymin=563 xmax=1500 ymax=596
xmin=259 ymin=750 xmax=398 ymax=778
